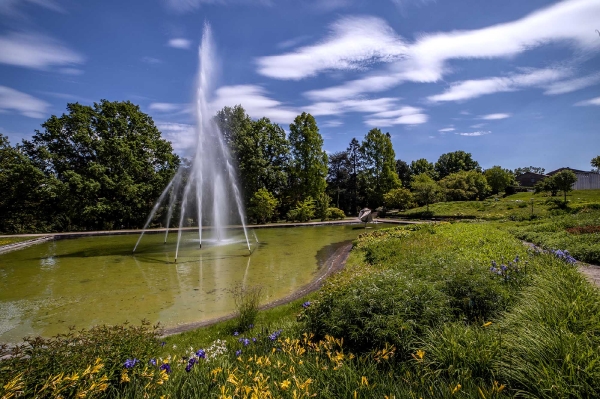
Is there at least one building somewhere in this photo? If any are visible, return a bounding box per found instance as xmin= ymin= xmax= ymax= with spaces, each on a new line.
xmin=515 ymin=172 xmax=548 ymax=188
xmin=547 ymin=168 xmax=600 ymax=190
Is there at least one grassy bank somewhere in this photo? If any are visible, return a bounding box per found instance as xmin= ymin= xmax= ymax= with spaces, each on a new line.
xmin=2 ymin=222 xmax=599 ymax=398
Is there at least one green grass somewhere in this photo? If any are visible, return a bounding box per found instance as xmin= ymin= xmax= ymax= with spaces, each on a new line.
xmin=2 ymin=222 xmax=600 ymax=398
xmin=0 ymin=236 xmax=39 ymax=246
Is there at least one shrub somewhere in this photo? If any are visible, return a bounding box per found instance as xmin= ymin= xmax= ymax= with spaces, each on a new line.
xmin=383 ymin=187 xmax=415 ymax=210
xmin=326 ymin=207 xmax=346 ymax=220
xmin=231 ymin=285 xmax=262 ymax=333
xmin=286 ymin=197 xmax=316 ymax=222
xmin=249 ymin=188 xmax=278 ymax=224
xmin=315 ymin=193 xmax=331 ymax=221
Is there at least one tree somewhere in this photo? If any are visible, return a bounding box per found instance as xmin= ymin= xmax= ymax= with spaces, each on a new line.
xmin=534 ymin=177 xmax=559 ymax=197
xmin=514 ymin=166 xmax=545 ymax=176
xmin=22 ymin=100 xmax=180 ymax=230
xmin=439 ymin=170 xmax=490 ymax=201
xmin=552 ymin=170 xmax=578 ymax=202
xmin=315 ymin=192 xmax=331 ymax=221
xmin=346 ymin=138 xmax=362 ymax=215
xmin=249 ymin=188 xmax=278 ymax=224
xmin=215 ymin=105 xmax=253 ymax=149
xmin=383 ymin=187 xmax=415 ymax=210
xmin=359 ymin=129 xmax=401 ymax=207
xmin=286 ymin=196 xmax=316 ymax=222
xmin=434 ymin=150 xmax=481 ymax=179
xmin=411 ymin=173 xmax=442 ymax=212
xmin=326 ymin=151 xmax=350 ymax=211
xmin=484 ymin=166 xmax=516 ymax=194
xmin=288 ymin=112 xmax=328 ymax=203
xmin=410 ymin=158 xmax=436 ymax=180
xmin=591 ymin=156 xmax=600 ymax=172
xmin=395 ymin=159 xmax=412 ymax=188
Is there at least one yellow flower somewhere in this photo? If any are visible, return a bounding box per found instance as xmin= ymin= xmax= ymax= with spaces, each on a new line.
xmin=412 ymin=349 xmax=425 ymax=360
xmin=482 ymin=321 xmax=493 ymax=327
xmin=452 ymin=383 xmax=461 ymax=394
xmin=280 ymin=379 xmax=291 ymax=390
xmin=120 ymin=370 xmax=130 ymax=383
xmin=361 ymin=376 xmax=369 ymax=387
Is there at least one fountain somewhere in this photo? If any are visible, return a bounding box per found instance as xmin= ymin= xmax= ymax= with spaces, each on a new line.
xmin=133 ymin=23 xmax=251 ymax=260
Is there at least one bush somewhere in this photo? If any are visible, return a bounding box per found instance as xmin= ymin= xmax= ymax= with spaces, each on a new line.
xmin=231 ymin=285 xmax=262 ymax=333
xmin=249 ymin=188 xmax=278 ymax=224
xmin=326 ymin=207 xmax=346 ymax=220
xmin=286 ymin=197 xmax=316 ymax=222
xmin=304 ymin=270 xmax=451 ymax=354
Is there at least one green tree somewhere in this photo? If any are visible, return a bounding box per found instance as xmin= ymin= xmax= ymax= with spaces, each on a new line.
xmin=434 ymin=150 xmax=481 ymax=179
xmin=315 ymin=192 xmax=331 ymax=221
xmin=410 ymin=158 xmax=437 ymax=180
xmin=534 ymin=177 xmax=559 ymax=197
xmin=346 ymin=138 xmax=362 ymax=215
xmin=286 ymin=196 xmax=316 ymax=222
xmin=22 ymin=100 xmax=180 ymax=230
xmin=359 ymin=129 xmax=401 ymax=207
xmin=383 ymin=187 xmax=415 ymax=210
xmin=395 ymin=159 xmax=412 ymax=188
xmin=249 ymin=188 xmax=278 ymax=224
xmin=326 ymin=151 xmax=350 ymax=211
xmin=288 ymin=112 xmax=328 ymax=202
xmin=484 ymin=166 xmax=515 ymax=194
xmin=591 ymin=156 xmax=600 ymax=172
xmin=552 ymin=170 xmax=578 ymax=202
xmin=215 ymin=105 xmax=253 ymax=149
xmin=411 ymin=173 xmax=442 ymax=212
xmin=514 ymin=166 xmax=545 ymax=176
xmin=439 ymin=170 xmax=490 ymax=201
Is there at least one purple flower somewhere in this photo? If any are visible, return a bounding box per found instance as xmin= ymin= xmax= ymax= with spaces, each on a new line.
xmin=196 ymin=349 xmax=206 ymax=359
xmin=252 ymin=338 xmax=257 ymax=343
xmin=149 ymin=358 xmax=157 ymax=366
xmin=233 ymin=331 xmax=239 ymax=336
xmin=186 ymin=358 xmax=197 ymax=372
xmin=242 ymin=338 xmax=250 ymax=346
xmin=123 ymin=358 xmax=139 ymax=369
xmin=235 ymin=350 xmax=242 ymax=356
xmin=268 ymin=329 xmax=282 ymax=341
xmin=159 ymin=363 xmax=171 ymax=374
xmin=302 ymin=301 xmax=311 ymax=309
xmin=161 ymin=341 xmax=166 ymax=347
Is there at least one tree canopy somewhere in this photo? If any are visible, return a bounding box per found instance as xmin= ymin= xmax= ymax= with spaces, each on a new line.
xmin=484 ymin=166 xmax=515 ymax=194
xmin=434 ymin=150 xmax=481 ymax=179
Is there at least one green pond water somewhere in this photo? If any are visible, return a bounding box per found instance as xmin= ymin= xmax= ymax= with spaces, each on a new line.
xmin=0 ymin=224 xmax=390 ymax=343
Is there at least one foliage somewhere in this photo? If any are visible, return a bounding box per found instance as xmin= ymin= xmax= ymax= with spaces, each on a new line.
xmin=326 ymin=151 xmax=351 ymax=213
xmin=359 ymin=128 xmax=401 ymax=208
xmin=439 ymin=170 xmax=490 ymax=201
xmin=326 ymin=207 xmax=346 ymax=220
xmin=21 ymin=100 xmax=179 ymax=231
xmin=484 ymin=166 xmax=515 ymax=194
xmin=552 ymin=169 xmax=578 ymax=202
xmin=286 ymin=197 xmax=316 ymax=222
xmin=315 ymin=192 xmax=331 ymax=221
xmin=231 ymin=285 xmax=263 ymax=333
xmin=434 ymin=150 xmax=481 ymax=179
xmin=395 ymin=159 xmax=412 ymax=188
xmin=249 ymin=188 xmax=278 ymax=224
xmin=592 ymin=155 xmax=600 ymax=172
xmin=345 ymin=138 xmax=362 ymax=216
xmin=383 ymin=187 xmax=415 ymax=209
xmin=514 ymin=166 xmax=545 ymax=176
xmin=410 ymin=158 xmax=437 ymax=180
xmin=535 ymin=176 xmax=559 ymax=196
xmin=0 ymin=321 xmax=162 ymax=398
xmin=288 ymin=112 xmax=328 ymax=203
xmin=411 ymin=173 xmax=443 ymax=211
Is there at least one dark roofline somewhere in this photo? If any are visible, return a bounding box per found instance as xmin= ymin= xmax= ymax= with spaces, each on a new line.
xmin=547 ymin=167 xmax=597 ymax=175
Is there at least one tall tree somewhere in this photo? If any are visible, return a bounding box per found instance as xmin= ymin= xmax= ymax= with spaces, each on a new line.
xmin=410 ymin=158 xmax=437 ymax=180
xmin=288 ymin=112 xmax=328 ymax=202
xmin=434 ymin=150 xmax=481 ymax=179
xmin=411 ymin=173 xmax=442 ymax=212
xmin=346 ymin=138 xmax=362 ymax=215
xmin=395 ymin=159 xmax=412 ymax=188
xmin=439 ymin=170 xmax=490 ymax=201
xmin=591 ymin=156 xmax=600 ymax=172
xmin=22 ymin=100 xmax=180 ymax=230
xmin=327 ymin=151 xmax=351 ymax=211
xmin=484 ymin=166 xmax=516 ymax=194
xmin=214 ymin=105 xmax=253 ymax=149
xmin=359 ymin=129 xmax=401 ymax=208
xmin=552 ymin=169 xmax=578 ymax=202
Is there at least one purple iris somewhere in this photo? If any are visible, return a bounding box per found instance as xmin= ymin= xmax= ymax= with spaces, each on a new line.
xmin=302 ymin=301 xmax=311 ymax=308
xmin=235 ymin=350 xmax=242 ymax=356
xmin=196 ymin=349 xmax=206 ymax=359
xmin=159 ymin=363 xmax=171 ymax=374
xmin=123 ymin=358 xmax=139 ymax=369
xmin=149 ymin=359 xmax=157 ymax=366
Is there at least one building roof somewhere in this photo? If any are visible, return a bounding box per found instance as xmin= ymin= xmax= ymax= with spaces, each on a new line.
xmin=547 ymin=167 xmax=598 ymax=176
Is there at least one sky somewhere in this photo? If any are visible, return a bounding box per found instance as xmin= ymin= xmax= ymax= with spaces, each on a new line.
xmin=0 ymin=0 xmax=599 ymax=172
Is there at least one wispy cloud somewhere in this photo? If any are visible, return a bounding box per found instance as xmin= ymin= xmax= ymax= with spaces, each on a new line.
xmin=574 ymin=96 xmax=600 ymax=106
xmin=470 ymin=123 xmax=486 ymax=128
xmin=163 ymin=0 xmax=271 ymax=13
xmin=428 ymin=67 xmax=570 ymax=102
xmin=156 ymin=122 xmax=196 ymax=154
xmin=480 ymin=113 xmax=511 ymax=120
xmin=167 ymin=38 xmax=192 ymax=49
xmin=0 ymin=0 xmax=65 ymax=17
xmin=364 ymin=106 xmax=428 ymax=127
xmin=212 ymin=85 xmax=298 ymax=124
xmin=142 ymin=56 xmax=162 ymax=64
xmin=544 ymin=72 xmax=600 ymax=95
xmin=277 ymin=35 xmax=312 ymax=49
xmin=257 ymin=16 xmax=408 ymax=80
xmin=322 ymin=120 xmax=343 ymax=127
xmin=0 ymin=31 xmax=84 ymax=70
xmin=59 ymin=67 xmax=84 ymax=75
xmin=149 ymin=102 xmax=191 ymax=114
xmin=283 ymin=0 xmax=600 ymax=100
xmin=456 ymin=131 xmax=491 ymax=136
xmin=0 ymin=86 xmax=50 ymax=118
xmin=438 ymin=127 xmax=455 ymax=132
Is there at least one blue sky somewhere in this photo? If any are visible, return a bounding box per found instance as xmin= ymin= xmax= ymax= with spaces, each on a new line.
xmin=0 ymin=0 xmax=599 ymax=172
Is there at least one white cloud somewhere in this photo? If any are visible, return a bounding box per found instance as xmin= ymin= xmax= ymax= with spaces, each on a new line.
xmin=142 ymin=56 xmax=162 ymax=64
xmin=364 ymin=112 xmax=428 ymax=127
xmin=480 ymin=113 xmax=511 ymax=120
xmin=0 ymin=31 xmax=84 ymax=70
xmin=456 ymin=131 xmax=491 ymax=136
xmin=470 ymin=123 xmax=486 ymax=128
xmin=163 ymin=0 xmax=270 ymax=13
xmin=428 ymin=68 xmax=570 ymax=102
xmin=59 ymin=67 xmax=84 ymax=75
xmin=149 ymin=102 xmax=187 ymax=113
xmin=277 ymin=35 xmax=312 ymax=49
xmin=212 ymin=85 xmax=298 ymax=124
xmin=544 ymin=72 xmax=600 ymax=95
xmin=0 ymin=86 xmax=50 ymax=118
xmin=156 ymin=122 xmax=196 ymax=154
xmin=322 ymin=120 xmax=343 ymax=127
xmin=574 ymin=96 xmax=600 ymax=106
xmin=291 ymin=0 xmax=600 ymax=99
xmin=168 ymin=38 xmax=192 ymax=49
xmin=438 ymin=127 xmax=455 ymax=132
xmin=256 ymin=16 xmax=408 ymax=80
xmin=0 ymin=0 xmax=64 ymax=16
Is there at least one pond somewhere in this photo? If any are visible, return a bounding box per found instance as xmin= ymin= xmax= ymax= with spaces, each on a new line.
xmin=0 ymin=223 xmax=391 ymax=343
